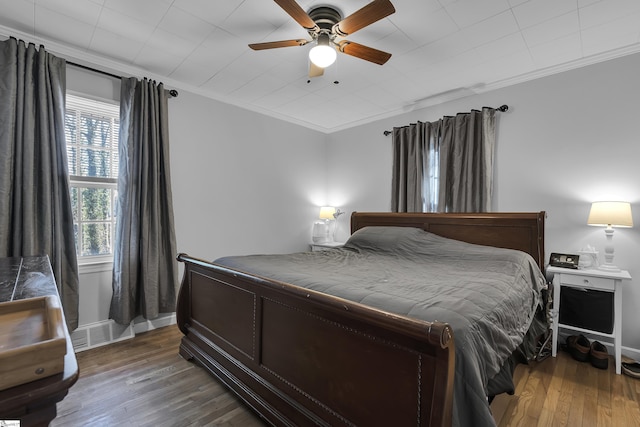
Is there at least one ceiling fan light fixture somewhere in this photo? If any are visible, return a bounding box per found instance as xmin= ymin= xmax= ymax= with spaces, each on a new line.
xmin=309 ymin=33 xmax=336 ymax=68
xmin=249 ymin=1 xmax=395 ymax=72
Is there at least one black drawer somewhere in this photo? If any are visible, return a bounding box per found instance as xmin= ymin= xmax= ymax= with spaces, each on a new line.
xmin=559 ymin=287 xmax=613 ymax=334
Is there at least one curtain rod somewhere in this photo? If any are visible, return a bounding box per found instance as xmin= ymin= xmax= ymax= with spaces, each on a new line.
xmin=67 ymin=61 xmax=179 ymax=98
xmin=383 ymin=104 xmax=508 ymax=136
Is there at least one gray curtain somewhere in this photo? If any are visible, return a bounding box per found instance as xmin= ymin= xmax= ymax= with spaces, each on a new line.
xmin=391 ymin=121 xmax=439 ymax=212
xmin=0 ymin=38 xmax=79 ymax=330
xmin=110 ymin=77 xmax=178 ymax=325
xmin=438 ymin=108 xmax=496 ymax=212
xmin=391 ymin=108 xmax=496 ymax=213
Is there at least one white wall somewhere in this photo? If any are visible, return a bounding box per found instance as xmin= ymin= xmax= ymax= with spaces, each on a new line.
xmin=327 ymin=53 xmax=640 ymax=354
xmin=169 ymin=90 xmax=327 ymax=260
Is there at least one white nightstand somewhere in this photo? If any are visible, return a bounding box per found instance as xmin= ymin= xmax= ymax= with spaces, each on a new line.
xmin=309 ymin=241 xmax=344 ymax=252
xmin=547 ymin=266 xmax=631 ymax=374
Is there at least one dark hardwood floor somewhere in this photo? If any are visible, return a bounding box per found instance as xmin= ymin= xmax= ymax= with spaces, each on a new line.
xmin=53 ymin=325 xmax=640 ymax=427
xmin=52 ymin=325 xmax=266 ymax=427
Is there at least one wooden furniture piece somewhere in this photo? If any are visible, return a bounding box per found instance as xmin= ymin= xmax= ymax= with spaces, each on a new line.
xmin=0 ymin=296 xmax=67 ymax=391
xmin=0 ymin=256 xmax=79 ymax=426
xmin=176 ymin=211 xmax=545 ymax=427
xmin=547 ymin=266 xmax=631 ymax=374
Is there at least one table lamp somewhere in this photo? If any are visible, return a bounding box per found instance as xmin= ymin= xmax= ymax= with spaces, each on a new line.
xmin=312 ymin=207 xmax=336 ymax=243
xmin=319 ymin=206 xmax=337 ymax=221
xmin=587 ymin=201 xmax=633 ymax=272
xmin=312 ymin=207 xmax=344 ymax=243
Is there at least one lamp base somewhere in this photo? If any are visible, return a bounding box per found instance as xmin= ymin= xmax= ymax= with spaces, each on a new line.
xmin=598 ymin=227 xmax=621 ymax=272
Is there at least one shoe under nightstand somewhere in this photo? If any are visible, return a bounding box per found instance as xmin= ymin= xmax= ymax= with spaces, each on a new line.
xmin=547 ymin=266 xmax=632 ymax=374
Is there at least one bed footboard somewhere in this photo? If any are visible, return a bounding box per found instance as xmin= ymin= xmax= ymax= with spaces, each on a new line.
xmin=176 ymin=254 xmax=454 ymax=427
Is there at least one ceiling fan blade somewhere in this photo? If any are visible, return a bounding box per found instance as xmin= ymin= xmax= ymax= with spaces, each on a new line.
xmin=249 ymin=39 xmax=310 ymax=50
xmin=274 ymin=0 xmax=319 ymax=31
xmin=334 ymin=0 xmax=395 ymax=36
xmin=308 ymin=62 xmax=324 ymax=78
xmin=338 ymin=41 xmax=392 ymax=65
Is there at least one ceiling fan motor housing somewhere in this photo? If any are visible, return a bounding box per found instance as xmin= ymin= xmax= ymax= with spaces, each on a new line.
xmin=307 ymin=6 xmax=343 ymax=37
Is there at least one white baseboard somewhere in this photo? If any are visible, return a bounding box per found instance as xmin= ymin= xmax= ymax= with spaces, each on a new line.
xmin=621 ymin=346 xmax=640 ymax=362
xmin=133 ymin=313 xmax=177 ymax=334
xmin=72 ymin=313 xmax=177 ymax=352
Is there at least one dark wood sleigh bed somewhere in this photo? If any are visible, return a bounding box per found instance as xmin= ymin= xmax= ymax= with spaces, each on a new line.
xmin=176 ymin=212 xmax=546 ymax=427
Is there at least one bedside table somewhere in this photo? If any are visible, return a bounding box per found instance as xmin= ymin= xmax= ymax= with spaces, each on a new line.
xmin=310 ymin=241 xmax=344 ymax=252
xmin=547 ymin=266 xmax=631 ymax=374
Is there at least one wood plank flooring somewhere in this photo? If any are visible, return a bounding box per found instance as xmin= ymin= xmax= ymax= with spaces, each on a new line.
xmin=52 ymin=325 xmax=266 ymax=427
xmin=53 ymin=325 xmax=640 ymax=427
xmin=492 ymin=350 xmax=640 ymax=427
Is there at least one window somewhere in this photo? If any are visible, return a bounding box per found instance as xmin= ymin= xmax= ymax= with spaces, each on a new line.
xmin=65 ymin=94 xmax=119 ymax=261
xmin=423 ymin=145 xmax=439 ymax=213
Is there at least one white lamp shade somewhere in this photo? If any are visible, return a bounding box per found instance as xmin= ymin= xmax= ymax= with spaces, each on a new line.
xmin=319 ymin=206 xmax=336 ymax=220
xmin=587 ymin=201 xmax=633 ymax=227
xmin=309 ymin=45 xmax=337 ymax=68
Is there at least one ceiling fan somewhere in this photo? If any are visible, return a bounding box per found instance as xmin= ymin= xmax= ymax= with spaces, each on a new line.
xmin=249 ymin=0 xmax=396 ymax=78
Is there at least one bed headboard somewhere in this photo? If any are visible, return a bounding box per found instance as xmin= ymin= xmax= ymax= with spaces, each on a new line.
xmin=351 ymin=212 xmax=546 ymax=271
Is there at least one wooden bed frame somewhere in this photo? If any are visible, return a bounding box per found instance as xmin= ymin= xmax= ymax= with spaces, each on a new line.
xmin=176 ymin=212 xmax=545 ymax=427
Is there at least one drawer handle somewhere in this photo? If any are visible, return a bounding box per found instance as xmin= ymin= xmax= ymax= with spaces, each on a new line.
xmin=583 ymin=279 xmax=590 ymax=285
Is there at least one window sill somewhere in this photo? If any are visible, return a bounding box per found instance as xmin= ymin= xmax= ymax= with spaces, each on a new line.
xmin=78 ymin=258 xmax=113 ymax=274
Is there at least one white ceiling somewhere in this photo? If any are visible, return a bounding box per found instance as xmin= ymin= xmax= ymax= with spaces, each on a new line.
xmin=1 ymin=0 xmax=640 ymax=133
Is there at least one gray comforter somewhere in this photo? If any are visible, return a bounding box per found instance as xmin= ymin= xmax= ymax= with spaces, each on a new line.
xmin=216 ymin=226 xmax=546 ymax=427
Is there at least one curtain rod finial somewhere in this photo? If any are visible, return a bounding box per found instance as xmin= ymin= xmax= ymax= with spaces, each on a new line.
xmin=497 ymin=104 xmax=508 ymax=112
xmin=169 ymin=89 xmax=178 ymax=97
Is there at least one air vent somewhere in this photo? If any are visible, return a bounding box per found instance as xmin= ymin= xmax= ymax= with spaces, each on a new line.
xmin=71 ymin=315 xmax=175 ymax=352
xmin=71 ymin=320 xmax=135 ymax=352
xmin=89 ymin=322 xmax=111 ymax=346
xmin=71 ymin=328 xmax=89 ymax=351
